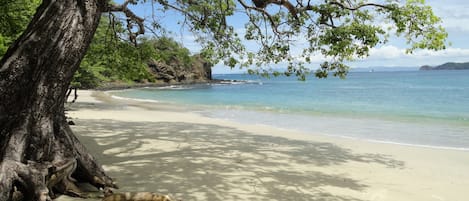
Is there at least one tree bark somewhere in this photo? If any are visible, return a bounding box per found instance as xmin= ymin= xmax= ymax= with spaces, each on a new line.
xmin=0 ymin=0 xmax=116 ymax=200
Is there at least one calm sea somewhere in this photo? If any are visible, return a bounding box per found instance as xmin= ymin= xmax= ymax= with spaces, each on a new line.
xmin=111 ymin=70 xmax=469 ymax=151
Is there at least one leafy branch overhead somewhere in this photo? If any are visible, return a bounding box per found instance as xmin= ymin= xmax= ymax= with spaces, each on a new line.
xmin=102 ymin=0 xmax=446 ymax=79
xmin=103 ymin=0 xmax=145 ymax=45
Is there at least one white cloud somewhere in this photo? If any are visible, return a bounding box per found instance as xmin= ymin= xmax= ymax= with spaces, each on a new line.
xmin=428 ymin=2 xmax=469 ymax=32
xmin=368 ymin=45 xmax=405 ymax=59
xmin=366 ymin=45 xmax=469 ymax=60
xmin=412 ymin=48 xmax=469 ymax=58
xmin=441 ymin=18 xmax=469 ymax=32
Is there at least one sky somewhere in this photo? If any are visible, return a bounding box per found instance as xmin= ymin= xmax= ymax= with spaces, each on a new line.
xmin=120 ymin=0 xmax=469 ymax=73
xmin=355 ymin=0 xmax=469 ymax=68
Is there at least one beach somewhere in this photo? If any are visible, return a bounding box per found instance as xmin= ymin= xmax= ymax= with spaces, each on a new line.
xmin=59 ymin=90 xmax=469 ymax=201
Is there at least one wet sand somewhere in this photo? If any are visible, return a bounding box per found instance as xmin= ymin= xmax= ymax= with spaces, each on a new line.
xmin=58 ymin=90 xmax=469 ymax=201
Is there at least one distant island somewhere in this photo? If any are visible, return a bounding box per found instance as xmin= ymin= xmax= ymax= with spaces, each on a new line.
xmin=420 ymin=62 xmax=469 ymax=70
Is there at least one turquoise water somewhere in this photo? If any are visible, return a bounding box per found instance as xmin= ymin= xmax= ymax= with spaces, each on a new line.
xmin=112 ymin=70 xmax=469 ymax=150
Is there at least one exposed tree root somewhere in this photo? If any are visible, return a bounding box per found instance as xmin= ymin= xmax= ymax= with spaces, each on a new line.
xmin=0 ymin=117 xmax=117 ymax=201
xmin=0 ymin=159 xmax=51 ymax=200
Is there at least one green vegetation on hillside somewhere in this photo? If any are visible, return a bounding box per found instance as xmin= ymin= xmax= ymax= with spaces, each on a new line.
xmin=74 ymin=17 xmax=206 ymax=89
xmin=72 ymin=17 xmax=156 ymax=88
xmin=73 ymin=16 xmax=210 ymax=89
xmin=150 ymin=37 xmax=194 ymax=69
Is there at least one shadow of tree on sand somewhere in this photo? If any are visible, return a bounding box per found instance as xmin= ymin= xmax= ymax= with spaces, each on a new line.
xmin=72 ymin=119 xmax=404 ymax=201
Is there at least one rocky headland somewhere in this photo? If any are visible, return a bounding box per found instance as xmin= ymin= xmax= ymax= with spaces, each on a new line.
xmin=147 ymin=54 xmax=212 ymax=84
xmin=420 ymin=62 xmax=469 ymax=70
xmin=95 ymin=55 xmax=214 ymax=90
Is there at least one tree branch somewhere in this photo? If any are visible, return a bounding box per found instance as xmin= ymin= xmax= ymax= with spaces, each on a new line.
xmin=250 ymin=0 xmax=299 ymax=20
xmin=237 ymin=0 xmax=283 ymax=35
xmin=299 ymin=1 xmax=392 ymax=13
xmin=329 ymin=1 xmax=392 ymax=11
xmin=102 ymin=1 xmax=144 ymax=45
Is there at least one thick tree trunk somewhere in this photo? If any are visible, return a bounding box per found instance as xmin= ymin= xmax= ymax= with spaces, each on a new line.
xmin=0 ymin=0 xmax=116 ymax=200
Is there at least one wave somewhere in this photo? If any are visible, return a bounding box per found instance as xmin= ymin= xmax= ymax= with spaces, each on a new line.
xmin=214 ymin=79 xmax=263 ymax=85
xmin=364 ymin=139 xmax=469 ymax=152
xmin=155 ymin=85 xmax=198 ymax=90
xmin=110 ymin=95 xmax=160 ymax=103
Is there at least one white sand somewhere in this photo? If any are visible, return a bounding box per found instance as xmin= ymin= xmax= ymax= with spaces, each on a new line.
xmin=62 ymin=90 xmax=469 ymax=201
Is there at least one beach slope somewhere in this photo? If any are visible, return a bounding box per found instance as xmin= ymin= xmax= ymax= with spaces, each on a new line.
xmin=59 ymin=90 xmax=469 ymax=201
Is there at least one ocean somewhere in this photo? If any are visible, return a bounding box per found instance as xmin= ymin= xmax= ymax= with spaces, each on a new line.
xmin=111 ymin=70 xmax=469 ymax=151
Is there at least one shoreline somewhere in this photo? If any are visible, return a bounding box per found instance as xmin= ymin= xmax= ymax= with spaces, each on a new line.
xmin=104 ymin=89 xmax=469 ymax=152
xmin=90 ymin=79 xmax=241 ymax=91
xmin=62 ymin=90 xmax=469 ymax=201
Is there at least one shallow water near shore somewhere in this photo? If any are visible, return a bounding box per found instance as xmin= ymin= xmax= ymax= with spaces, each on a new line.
xmin=111 ymin=70 xmax=469 ymax=150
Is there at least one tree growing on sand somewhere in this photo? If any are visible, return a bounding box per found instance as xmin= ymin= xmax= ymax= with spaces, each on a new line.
xmin=0 ymin=0 xmax=446 ymax=200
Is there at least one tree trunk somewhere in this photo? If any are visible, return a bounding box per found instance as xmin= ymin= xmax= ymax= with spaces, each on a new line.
xmin=0 ymin=0 xmax=116 ymax=200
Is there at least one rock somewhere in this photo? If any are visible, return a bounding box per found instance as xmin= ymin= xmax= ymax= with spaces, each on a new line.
xmin=147 ymin=59 xmax=177 ymax=82
xmin=147 ymin=55 xmax=212 ymax=84
xmin=192 ymin=54 xmax=212 ymax=80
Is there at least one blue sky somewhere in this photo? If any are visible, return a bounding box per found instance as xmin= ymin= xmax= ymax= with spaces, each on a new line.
xmin=119 ymin=0 xmax=469 ymax=73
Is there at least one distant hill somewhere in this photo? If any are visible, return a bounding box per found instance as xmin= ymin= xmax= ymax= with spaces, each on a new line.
xmin=420 ymin=62 xmax=469 ymax=70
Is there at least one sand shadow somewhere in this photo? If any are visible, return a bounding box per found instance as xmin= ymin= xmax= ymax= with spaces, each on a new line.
xmin=72 ymin=119 xmax=404 ymax=201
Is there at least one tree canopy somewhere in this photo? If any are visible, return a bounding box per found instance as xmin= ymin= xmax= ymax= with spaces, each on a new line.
xmin=1 ymin=0 xmax=447 ymax=80
xmin=127 ymin=0 xmax=446 ymax=79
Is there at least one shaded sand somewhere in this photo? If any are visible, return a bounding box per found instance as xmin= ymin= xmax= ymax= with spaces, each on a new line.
xmin=59 ymin=90 xmax=469 ymax=201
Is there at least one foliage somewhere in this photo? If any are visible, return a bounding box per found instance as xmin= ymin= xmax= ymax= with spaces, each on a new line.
xmin=72 ymin=16 xmax=157 ymax=88
xmin=0 ymin=0 xmax=41 ymax=56
xmin=0 ymin=1 xmax=205 ymax=89
xmin=72 ymin=16 xmax=200 ymax=89
xmin=148 ymin=37 xmax=193 ymax=68
xmin=154 ymin=0 xmax=447 ymax=79
xmin=1 ymin=0 xmax=448 ymax=81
